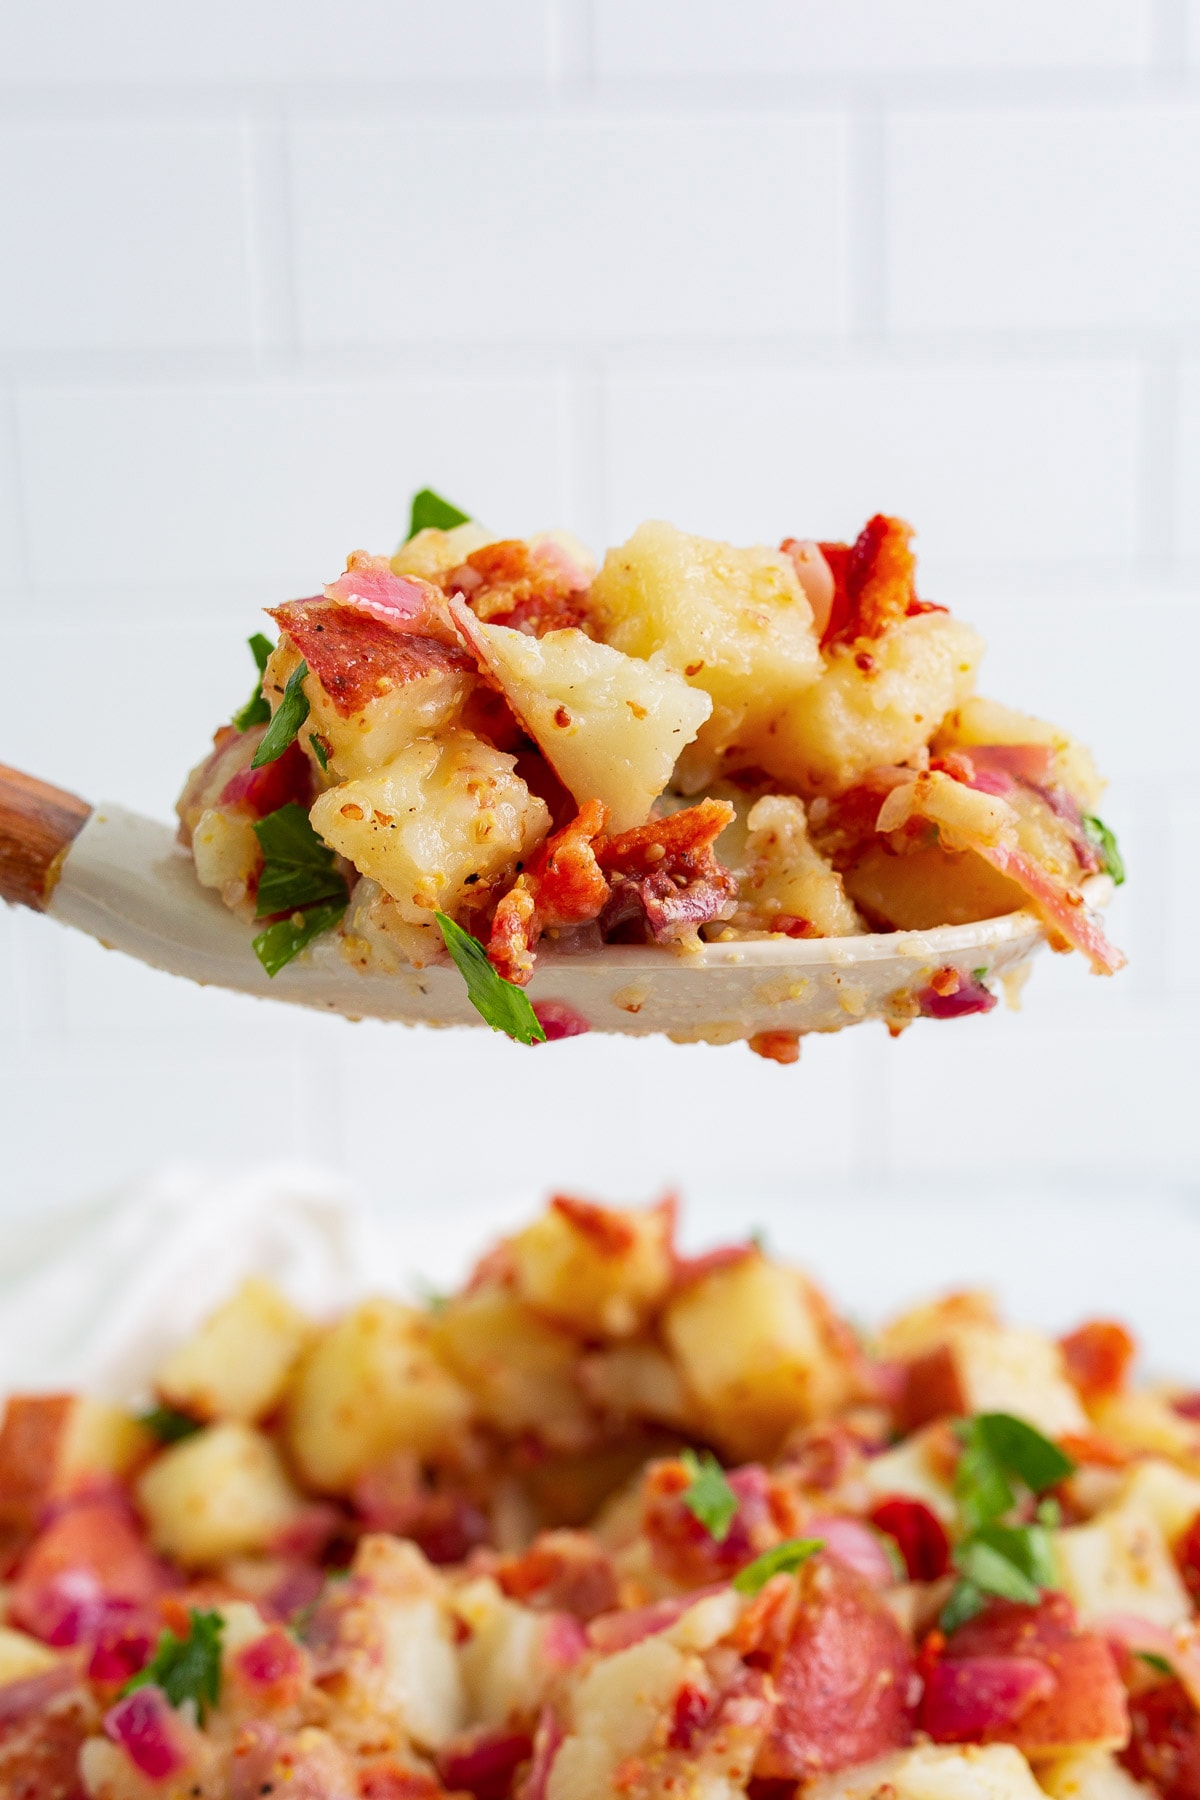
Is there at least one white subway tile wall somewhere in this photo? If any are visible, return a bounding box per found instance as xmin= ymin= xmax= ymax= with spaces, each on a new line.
xmin=0 ymin=0 xmax=1196 ymax=1214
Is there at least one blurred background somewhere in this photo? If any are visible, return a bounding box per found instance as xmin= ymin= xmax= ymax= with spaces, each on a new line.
xmin=1 ymin=2 xmax=1197 ymax=1219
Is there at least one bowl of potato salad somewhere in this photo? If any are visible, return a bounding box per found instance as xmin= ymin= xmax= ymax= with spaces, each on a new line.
xmin=1 ymin=1188 xmax=1197 ymax=1800
xmin=173 ymin=491 xmax=1124 ymax=1055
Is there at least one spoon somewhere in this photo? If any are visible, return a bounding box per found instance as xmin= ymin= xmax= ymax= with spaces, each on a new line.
xmin=0 ymin=763 xmax=1103 ymax=1046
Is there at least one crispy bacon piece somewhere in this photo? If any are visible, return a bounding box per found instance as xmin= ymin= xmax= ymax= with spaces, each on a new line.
xmin=447 ymin=539 xmax=591 ymax=637
xmin=598 ymin=799 xmax=737 ymax=945
xmin=1059 ymin=1321 xmax=1137 ymax=1404
xmin=326 ymin=550 xmax=458 ymax=640
xmin=752 ymin=1556 xmax=916 ymax=1779
xmin=487 ymin=800 xmax=610 ymax=984
xmin=869 ymin=1497 xmax=951 ymax=1582
xmin=437 ymin=1726 xmax=533 ymax=1800
xmin=642 ymin=1459 xmax=782 ymax=1588
xmin=807 ymin=515 xmax=945 ymax=648
xmin=495 ymin=1529 xmax=618 ymax=1621
xmin=267 ymin=599 xmax=473 ymax=719
xmin=1122 ymin=1681 xmax=1200 ymax=1800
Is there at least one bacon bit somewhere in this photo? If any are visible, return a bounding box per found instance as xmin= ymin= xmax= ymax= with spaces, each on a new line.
xmin=671 ymin=1241 xmax=756 ymax=1291
xmin=781 ymin=1418 xmax=880 ymax=1493
xmin=929 ymin=966 xmax=961 ymax=998
xmin=487 ymin=800 xmax=611 ymax=985
xmin=436 ymin=1726 xmax=534 ymax=1800
xmin=869 ymin=1498 xmax=951 ymax=1582
xmin=1177 ymin=1521 xmax=1200 ymax=1609
xmin=749 ymin=1031 xmax=802 ymax=1064
xmin=1121 ymin=1679 xmax=1200 ymax=1800
xmin=1059 ymin=1321 xmax=1137 ymax=1403
xmin=813 ymin=515 xmax=945 ymax=649
xmin=531 ymin=1001 xmax=590 ymax=1041
xmin=644 ymin=1461 xmax=778 ymax=1588
xmin=668 ymin=1681 xmax=715 ymax=1751
xmin=353 ymin=1455 xmax=489 ymax=1566
xmin=326 ymin=551 xmax=449 ymax=634
xmin=598 ymin=799 xmax=737 ymax=946
xmin=448 ymin=539 xmax=591 ymax=637
xmin=1058 ymin=1429 xmax=1132 ymax=1470
xmin=551 ymin=1195 xmax=639 ymax=1255
xmin=357 ymin=1758 xmax=447 ymax=1798
xmin=770 ymin=913 xmax=818 ymax=938
xmin=894 ymin=1344 xmax=968 ymax=1434
xmin=495 ymin=1528 xmax=618 ymax=1620
xmin=266 ymin=599 xmax=473 ymax=719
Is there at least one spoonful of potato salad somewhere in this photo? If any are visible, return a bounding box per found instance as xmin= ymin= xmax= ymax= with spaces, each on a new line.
xmin=0 ymin=492 xmax=1124 ymax=1057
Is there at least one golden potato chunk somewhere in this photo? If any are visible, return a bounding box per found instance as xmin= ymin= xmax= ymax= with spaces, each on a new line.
xmin=310 ymin=730 xmax=551 ymax=924
xmin=733 ymin=794 xmax=864 ymax=936
xmin=772 ymin=612 xmax=983 ymax=794
xmin=154 ymin=1277 xmax=313 ymax=1425
xmin=0 ymin=1626 xmax=58 ymax=1685
xmin=391 ymin=521 xmax=497 ymax=580
xmin=136 ymin=1422 xmax=303 ymax=1566
xmin=452 ymin=612 xmax=711 ymax=833
xmin=590 ymin=521 xmax=822 ymax=769
xmin=284 ymin=1299 xmax=473 ymax=1495
xmin=431 ymin=1290 xmax=589 ymax=1449
xmin=662 ymin=1254 xmax=854 ymax=1460
xmin=1054 ymin=1503 xmax=1191 ymax=1628
xmin=935 ymin=695 xmax=1104 ymax=811
xmin=507 ymin=1197 xmax=674 ymax=1338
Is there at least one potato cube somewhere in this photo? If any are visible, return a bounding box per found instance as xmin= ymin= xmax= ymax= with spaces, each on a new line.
xmin=430 ymin=1290 xmax=588 ymax=1448
xmin=1114 ymin=1460 xmax=1200 ymax=1543
xmin=1039 ymin=1751 xmax=1156 ymax=1800
xmin=878 ymin=1298 xmax=1087 ymax=1440
xmin=155 ymin=1278 xmax=313 ymax=1424
xmin=0 ymin=1625 xmax=58 ymax=1685
xmin=590 ymin=521 xmax=822 ymax=763
xmin=733 ymin=794 xmax=863 ymax=936
xmin=284 ymin=1300 xmax=473 ymax=1495
xmin=1054 ymin=1503 xmax=1191 ymax=1628
xmin=507 ymin=1197 xmax=674 ymax=1338
xmin=774 ymin=612 xmax=983 ymax=795
xmin=391 ymin=522 xmax=496 ymax=581
xmin=935 ymin=695 xmax=1104 ymax=812
xmin=860 ymin=1425 xmax=958 ymax=1526
xmin=578 ymin=1343 xmax=696 ymax=1430
xmin=662 ymin=1255 xmax=853 ymax=1460
xmin=310 ymin=730 xmax=550 ymax=923
xmin=806 ymin=1744 xmax=1048 ymax=1800
xmin=191 ymin=806 xmax=262 ymax=906
xmin=136 ymin=1422 xmax=303 ymax=1567
xmin=1090 ymin=1391 xmax=1200 ymax=1467
xmin=451 ymin=611 xmax=711 ymax=832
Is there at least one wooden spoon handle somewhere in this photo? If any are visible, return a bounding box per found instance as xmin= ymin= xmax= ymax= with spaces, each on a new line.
xmin=0 ymin=765 xmax=92 ymax=910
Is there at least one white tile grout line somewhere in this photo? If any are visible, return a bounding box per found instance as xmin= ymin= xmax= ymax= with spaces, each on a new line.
xmin=239 ymin=101 xmax=301 ymax=371
xmin=849 ymin=100 xmax=886 ymax=342
xmin=1138 ymin=337 xmax=1182 ymax=570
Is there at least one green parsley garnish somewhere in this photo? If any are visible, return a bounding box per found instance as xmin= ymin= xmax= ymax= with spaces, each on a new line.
xmin=1083 ymin=815 xmax=1126 ymax=886
xmin=435 ymin=911 xmax=546 ymax=1045
xmin=253 ymin=804 xmax=348 ymax=919
xmin=251 ymin=660 xmax=310 ymax=768
xmin=679 ymin=1449 xmax=739 ymax=1544
xmin=122 ymin=1609 xmax=223 ymax=1721
xmin=233 ymin=633 xmax=274 ymax=731
xmin=1136 ymin=1649 xmax=1175 ymax=1677
xmin=732 ymin=1537 xmax=824 ymax=1596
xmin=408 ymin=488 xmax=471 ymax=540
xmin=972 ymin=967 xmax=988 ymax=982
xmin=940 ymin=1412 xmax=1074 ymax=1632
xmin=138 ymin=1404 xmax=202 ymax=1445
xmin=253 ymin=899 xmax=347 ymax=979
xmin=309 ymin=732 xmax=329 ymax=772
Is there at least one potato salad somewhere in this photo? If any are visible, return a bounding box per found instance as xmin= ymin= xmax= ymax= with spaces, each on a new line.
xmin=176 ymin=492 xmax=1125 ymax=1047
xmin=1 ymin=1193 xmax=1198 ymax=1800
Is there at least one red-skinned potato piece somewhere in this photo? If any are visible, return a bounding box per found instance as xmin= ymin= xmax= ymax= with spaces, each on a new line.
xmin=1121 ymin=1680 xmax=1200 ymax=1800
xmin=9 ymin=1500 xmax=173 ymax=1642
xmin=266 ymin=598 xmax=473 ymax=718
xmin=894 ymin=1343 xmax=968 ymax=1433
xmin=939 ymin=1596 xmax=1129 ymax=1757
xmin=922 ymin=1656 xmax=1056 ymax=1743
xmin=0 ymin=1396 xmax=75 ymax=1573
xmin=754 ymin=1556 xmax=916 ymax=1780
xmin=218 ymin=735 xmax=312 ymax=817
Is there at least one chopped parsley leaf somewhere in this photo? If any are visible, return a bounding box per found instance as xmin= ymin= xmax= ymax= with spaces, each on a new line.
xmin=1136 ymin=1649 xmax=1175 ymax=1677
xmin=138 ymin=1403 xmax=202 ymax=1445
xmin=679 ymin=1449 xmax=738 ymax=1544
xmin=954 ymin=1521 xmax=1054 ymax=1606
xmin=251 ymin=660 xmax=310 ymax=768
xmin=972 ymin=967 xmax=988 ymax=982
xmin=309 ymin=732 xmax=329 ymax=771
xmin=253 ymin=804 xmax=348 ymax=919
xmin=233 ymin=633 xmax=274 ymax=731
xmin=941 ymin=1413 xmax=1074 ymax=1633
xmin=1083 ymin=815 xmax=1126 ymax=887
xmin=253 ymin=899 xmax=347 ymax=979
xmin=122 ymin=1609 xmax=223 ymax=1721
xmin=408 ymin=488 xmax=471 ymax=539
xmin=435 ymin=911 xmax=546 ymax=1045
xmin=959 ymin=1413 xmax=1076 ymax=1508
xmin=732 ymin=1537 xmax=824 ymax=1596
xmin=939 ymin=1578 xmax=985 ymax=1633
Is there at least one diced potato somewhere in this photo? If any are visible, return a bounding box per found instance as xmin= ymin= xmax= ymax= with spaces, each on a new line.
xmin=1091 ymin=1391 xmax=1200 ymax=1467
xmin=1039 ymin=1751 xmax=1155 ymax=1800
xmin=878 ymin=1299 xmax=1087 ymax=1441
xmin=136 ymin=1422 xmax=303 ymax=1567
xmin=733 ymin=794 xmax=864 ymax=936
xmin=877 ymin=1291 xmax=1000 ymax=1362
xmin=806 ymin=1743 xmax=1048 ymax=1800
xmin=662 ymin=1255 xmax=853 ymax=1460
xmin=773 ymin=612 xmax=984 ymax=795
xmin=310 ymin=730 xmax=550 ymax=924
xmin=578 ymin=1343 xmax=696 ymax=1430
xmin=284 ymin=1299 xmax=473 ymax=1495
xmin=843 ymin=841 xmax=1026 ymax=932
xmin=1054 ymin=1503 xmax=1192 ymax=1628
xmin=266 ymin=637 xmax=473 ymax=786
xmin=155 ymin=1278 xmax=313 ymax=1425
xmin=590 ymin=521 xmax=823 ymax=767
xmin=551 ymin=1635 xmax=687 ymax=1800
xmin=391 ymin=521 xmax=497 ymax=580
xmin=0 ymin=1625 xmax=58 ymax=1685
xmin=860 ymin=1424 xmax=958 ymax=1526
xmin=455 ymin=1576 xmax=552 ymax=1727
xmin=452 ymin=613 xmax=711 ymax=832
xmin=1114 ymin=1460 xmax=1200 ymax=1544
xmin=57 ymin=1399 xmax=152 ymax=1489
xmin=0 ymin=1395 xmax=151 ymax=1522
xmin=507 ymin=1199 xmax=674 ymax=1338
xmin=935 ymin=695 xmax=1104 ymax=812
xmin=339 ymin=875 xmax=445 ymax=973
xmin=191 ymin=806 xmax=262 ymax=906
xmin=430 ymin=1290 xmax=589 ymax=1449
